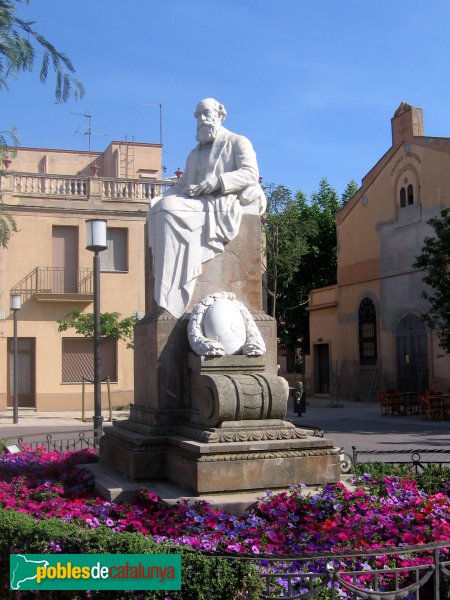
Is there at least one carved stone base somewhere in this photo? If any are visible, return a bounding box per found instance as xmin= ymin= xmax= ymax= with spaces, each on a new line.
xmin=188 ymin=353 xmax=289 ymax=427
xmin=165 ymin=442 xmax=339 ymax=493
xmin=100 ymin=419 xmax=340 ymax=493
xmin=132 ymin=311 xmax=279 ymax=428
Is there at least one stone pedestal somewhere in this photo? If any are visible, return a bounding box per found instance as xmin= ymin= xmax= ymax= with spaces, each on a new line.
xmin=101 ymin=420 xmax=339 ymax=493
xmin=101 ymin=350 xmax=340 ymax=492
xmin=100 ymin=213 xmax=341 ymax=494
xmin=131 ymin=311 xmax=190 ymax=425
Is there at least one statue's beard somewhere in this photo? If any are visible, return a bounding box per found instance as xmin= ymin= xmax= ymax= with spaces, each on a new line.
xmin=196 ymin=122 xmax=221 ymax=143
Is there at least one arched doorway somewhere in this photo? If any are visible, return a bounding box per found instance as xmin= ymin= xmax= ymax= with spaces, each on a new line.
xmin=395 ymin=314 xmax=428 ymax=392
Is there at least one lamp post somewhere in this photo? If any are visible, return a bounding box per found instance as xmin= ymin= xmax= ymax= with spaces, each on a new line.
xmin=85 ymin=219 xmax=107 ymax=442
xmin=10 ymin=292 xmax=22 ymax=424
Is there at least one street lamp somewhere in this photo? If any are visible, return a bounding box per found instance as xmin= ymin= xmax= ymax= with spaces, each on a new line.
xmin=85 ymin=219 xmax=107 ymax=442
xmin=10 ymin=292 xmax=22 ymax=424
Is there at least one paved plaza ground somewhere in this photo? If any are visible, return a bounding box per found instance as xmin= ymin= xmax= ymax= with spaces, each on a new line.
xmin=288 ymin=396 xmax=450 ymax=463
xmin=0 ymin=397 xmax=448 ymax=464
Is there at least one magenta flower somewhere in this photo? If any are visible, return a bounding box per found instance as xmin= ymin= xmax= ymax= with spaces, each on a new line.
xmin=0 ymin=444 xmax=448 ymax=587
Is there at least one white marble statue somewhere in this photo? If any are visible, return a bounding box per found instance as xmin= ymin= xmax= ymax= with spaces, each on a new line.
xmin=147 ymin=98 xmax=266 ymax=318
xmin=187 ymin=292 xmax=266 ymax=356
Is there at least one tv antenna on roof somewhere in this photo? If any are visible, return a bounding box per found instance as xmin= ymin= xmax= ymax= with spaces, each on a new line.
xmin=138 ymin=103 xmax=163 ymax=146
xmin=72 ymin=111 xmax=106 ymax=151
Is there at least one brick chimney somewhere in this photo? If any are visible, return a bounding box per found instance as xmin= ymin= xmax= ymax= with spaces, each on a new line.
xmin=391 ymin=103 xmax=424 ymax=146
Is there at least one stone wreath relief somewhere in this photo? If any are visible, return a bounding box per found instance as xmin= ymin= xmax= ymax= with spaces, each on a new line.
xmin=187 ymin=292 xmax=266 ymax=357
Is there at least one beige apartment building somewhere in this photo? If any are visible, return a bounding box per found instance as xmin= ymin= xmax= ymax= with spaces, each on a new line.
xmin=307 ymin=104 xmax=450 ymax=400
xmin=0 ymin=141 xmax=166 ymax=412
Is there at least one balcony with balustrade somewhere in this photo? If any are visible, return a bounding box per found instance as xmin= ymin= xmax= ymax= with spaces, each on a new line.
xmin=2 ymin=157 xmax=177 ymax=307
xmin=3 ymin=172 xmax=174 ymax=204
xmin=12 ymin=267 xmax=94 ymax=303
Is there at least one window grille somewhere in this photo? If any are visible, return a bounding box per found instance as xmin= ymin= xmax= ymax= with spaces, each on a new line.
xmin=359 ymin=298 xmax=377 ymax=365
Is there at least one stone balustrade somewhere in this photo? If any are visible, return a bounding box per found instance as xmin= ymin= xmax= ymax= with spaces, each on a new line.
xmin=7 ymin=172 xmax=173 ymax=201
xmin=102 ymin=178 xmax=162 ymax=200
xmin=14 ymin=173 xmax=87 ymax=196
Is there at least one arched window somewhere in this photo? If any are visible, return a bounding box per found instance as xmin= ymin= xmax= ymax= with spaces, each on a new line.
xmin=359 ymin=298 xmax=377 ymax=365
xmin=407 ymin=183 xmax=414 ymax=205
xmin=399 ymin=187 xmax=406 ymax=208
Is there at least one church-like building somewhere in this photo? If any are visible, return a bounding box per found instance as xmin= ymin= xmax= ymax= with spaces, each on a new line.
xmin=306 ymin=104 xmax=450 ymax=401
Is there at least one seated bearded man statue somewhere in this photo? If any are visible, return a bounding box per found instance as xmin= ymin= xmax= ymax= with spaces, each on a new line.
xmin=147 ymin=97 xmax=266 ymax=318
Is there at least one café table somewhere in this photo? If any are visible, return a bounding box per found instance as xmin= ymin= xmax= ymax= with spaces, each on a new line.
xmin=382 ymin=391 xmax=420 ymax=416
xmin=421 ymin=392 xmax=450 ymax=421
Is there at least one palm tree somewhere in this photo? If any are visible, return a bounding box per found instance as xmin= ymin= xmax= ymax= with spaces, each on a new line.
xmin=0 ymin=201 xmax=17 ymax=248
xmin=0 ymin=0 xmax=85 ymax=246
xmin=0 ymin=0 xmax=84 ymax=101
xmin=0 ymin=128 xmax=19 ymax=247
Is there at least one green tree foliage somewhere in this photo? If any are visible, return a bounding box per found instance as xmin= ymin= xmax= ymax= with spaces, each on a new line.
xmin=0 ymin=201 xmax=17 ymax=246
xmin=262 ymin=184 xmax=316 ymax=320
xmin=413 ymin=207 xmax=450 ymax=353
xmin=57 ymin=310 xmax=138 ymax=349
xmin=341 ymin=178 xmax=359 ymax=203
xmin=0 ymin=0 xmax=84 ymax=247
xmin=0 ymin=0 xmax=84 ymax=101
xmin=263 ymin=178 xmax=348 ymax=352
xmin=0 ymin=128 xmax=19 ymax=247
xmin=0 ymin=127 xmax=18 ymax=155
xmin=305 ymin=178 xmax=342 ymax=288
xmin=287 ymin=178 xmax=343 ymax=351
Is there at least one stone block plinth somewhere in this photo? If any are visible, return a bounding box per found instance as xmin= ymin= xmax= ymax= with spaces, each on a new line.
xmin=100 ymin=418 xmax=340 ymax=492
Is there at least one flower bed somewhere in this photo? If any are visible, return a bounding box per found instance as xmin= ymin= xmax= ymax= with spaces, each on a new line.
xmin=0 ymin=448 xmax=449 ymax=598
xmin=1 ymin=448 xmax=449 ymax=555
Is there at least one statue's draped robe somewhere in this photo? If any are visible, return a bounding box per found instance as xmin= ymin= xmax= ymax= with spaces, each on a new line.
xmin=147 ymin=127 xmax=264 ymax=318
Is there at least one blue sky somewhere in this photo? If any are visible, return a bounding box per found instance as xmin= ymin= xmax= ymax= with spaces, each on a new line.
xmin=3 ymin=0 xmax=450 ymax=198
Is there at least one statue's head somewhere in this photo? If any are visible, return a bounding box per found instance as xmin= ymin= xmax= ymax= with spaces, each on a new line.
xmin=195 ymin=98 xmax=227 ymax=143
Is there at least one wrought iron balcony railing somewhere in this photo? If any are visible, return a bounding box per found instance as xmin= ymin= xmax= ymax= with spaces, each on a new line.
xmin=12 ymin=267 xmax=93 ymax=301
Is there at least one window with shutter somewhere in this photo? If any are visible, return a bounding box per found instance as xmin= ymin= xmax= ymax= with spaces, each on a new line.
xmin=62 ymin=338 xmax=117 ymax=382
xmin=100 ymin=228 xmax=128 ymax=272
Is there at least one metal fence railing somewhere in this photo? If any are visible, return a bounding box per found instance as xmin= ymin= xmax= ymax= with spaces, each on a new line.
xmin=235 ymin=540 xmax=449 ymax=599
xmin=9 ymin=431 xmax=99 ymax=452
xmin=351 ymin=446 xmax=450 ymax=474
xmin=12 ymin=266 xmax=93 ymax=300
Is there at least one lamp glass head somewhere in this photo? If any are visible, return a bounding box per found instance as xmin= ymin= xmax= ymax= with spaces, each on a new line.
xmin=86 ymin=219 xmax=107 ymax=251
xmin=10 ymin=293 xmax=21 ymax=311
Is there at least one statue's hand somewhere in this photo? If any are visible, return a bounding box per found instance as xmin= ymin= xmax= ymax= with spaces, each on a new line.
xmin=189 ymin=175 xmax=220 ymax=196
xmin=242 ymin=341 xmax=265 ymax=356
xmin=196 ymin=339 xmax=226 ymax=356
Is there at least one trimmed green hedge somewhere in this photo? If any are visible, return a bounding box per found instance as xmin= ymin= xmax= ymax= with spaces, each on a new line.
xmin=0 ymin=508 xmax=263 ymax=599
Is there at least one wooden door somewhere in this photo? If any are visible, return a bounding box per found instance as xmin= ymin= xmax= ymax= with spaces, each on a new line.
xmin=52 ymin=226 xmax=78 ymax=292
xmin=7 ymin=338 xmax=36 ymax=408
xmin=396 ymin=314 xmax=428 ymax=393
xmin=314 ymin=343 xmax=330 ymax=394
